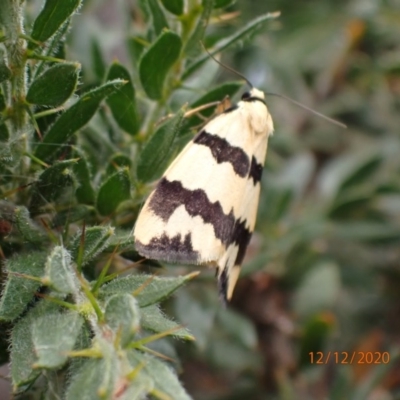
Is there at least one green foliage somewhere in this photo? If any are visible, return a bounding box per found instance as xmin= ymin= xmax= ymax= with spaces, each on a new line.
xmin=138 ymin=30 xmax=182 ymax=99
xmin=1 ymin=0 xmax=399 ymax=399
xmin=2 ymin=0 xmax=259 ymax=397
xmin=136 ymin=108 xmax=186 ymax=183
xmin=26 ymin=62 xmax=80 ymax=106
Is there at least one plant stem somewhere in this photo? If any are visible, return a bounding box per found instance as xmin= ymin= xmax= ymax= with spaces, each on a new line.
xmin=1 ymin=0 xmax=27 ymax=131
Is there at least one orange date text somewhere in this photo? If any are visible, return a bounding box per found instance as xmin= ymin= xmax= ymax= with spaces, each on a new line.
xmin=309 ymin=351 xmax=390 ymax=365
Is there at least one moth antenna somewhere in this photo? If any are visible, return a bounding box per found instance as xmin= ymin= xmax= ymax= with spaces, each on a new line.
xmin=200 ymin=42 xmax=254 ymax=89
xmin=265 ymin=92 xmax=347 ymax=128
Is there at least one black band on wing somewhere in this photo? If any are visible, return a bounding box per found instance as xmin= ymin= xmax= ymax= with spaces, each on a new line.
xmin=194 ymin=130 xmax=250 ymax=177
xmin=135 ymin=233 xmax=199 ymax=263
xmin=149 ymin=178 xmax=236 ymax=245
xmin=249 ymin=156 xmax=263 ymax=185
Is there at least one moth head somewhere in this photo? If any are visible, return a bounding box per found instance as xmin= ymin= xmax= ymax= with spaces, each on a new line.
xmin=241 ymin=88 xmax=266 ymax=104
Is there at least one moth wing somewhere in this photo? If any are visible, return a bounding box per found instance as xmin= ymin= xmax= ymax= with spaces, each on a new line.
xmin=134 ymin=109 xmax=253 ymax=266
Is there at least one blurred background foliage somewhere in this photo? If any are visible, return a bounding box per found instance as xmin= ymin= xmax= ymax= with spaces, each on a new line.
xmin=1 ymin=0 xmax=400 ymax=399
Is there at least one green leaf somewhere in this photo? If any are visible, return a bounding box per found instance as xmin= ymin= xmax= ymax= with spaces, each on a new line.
xmin=214 ymin=0 xmax=236 ymax=8
xmin=160 ymin=0 xmax=184 ymax=15
xmin=182 ymin=12 xmax=280 ymax=80
xmin=338 ymin=154 xmax=382 ymax=193
xmin=293 ymin=262 xmax=341 ymax=319
xmin=0 ymin=89 xmax=6 ymax=111
xmin=332 ymin=221 xmax=400 ymax=243
xmin=74 ymin=153 xmax=96 ymax=204
xmin=148 ymin=0 xmax=169 ymax=35
xmin=136 ymin=108 xmax=185 ymax=183
xmin=128 ymin=351 xmax=192 ymax=400
xmin=29 ymin=0 xmax=82 ymax=49
xmin=205 ymin=335 xmax=260 ymax=371
xmin=0 ymin=252 xmax=47 ymax=321
xmin=10 ymin=300 xmax=60 ymax=387
xmin=106 ymin=62 xmax=139 ymax=135
xmin=29 ymin=159 xmax=78 ymax=210
xmin=26 ymin=63 xmax=80 ymax=106
xmin=104 ymin=229 xmax=136 ymax=253
xmin=32 ymin=311 xmax=83 ymax=368
xmin=96 ymin=168 xmax=131 ymax=216
xmin=173 ymin=287 xmax=216 ymax=349
xmin=65 ymin=356 xmax=118 ymax=400
xmin=216 ymin=308 xmax=257 ymax=349
xmin=105 ymin=153 xmax=132 ymax=176
xmin=44 ymin=246 xmax=78 ymax=294
xmin=0 ymin=123 xmax=9 ymax=142
xmin=69 ymin=226 xmax=115 ymax=266
xmin=141 ymin=304 xmax=194 ymax=340
xmin=0 ymin=59 xmax=11 ymax=83
xmin=104 ymin=294 xmax=140 ymax=346
xmin=99 ymin=272 xmax=198 ymax=307
xmin=52 ymin=204 xmax=96 ymax=228
xmin=34 ymin=80 xmax=125 ymax=161
xmin=117 ymin=376 xmax=154 ymax=400
xmin=91 ymin=38 xmax=106 ymax=81
xmin=184 ymin=0 xmax=214 ymax=57
xmin=139 ymin=30 xmax=182 ymax=100
xmin=127 ymin=35 xmax=147 ymax=64
xmin=328 ymin=192 xmax=371 ymax=220
xmin=14 ymin=206 xmax=47 ymax=243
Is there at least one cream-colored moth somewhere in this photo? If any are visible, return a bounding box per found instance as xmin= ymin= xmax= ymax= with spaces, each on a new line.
xmin=134 ymin=79 xmax=273 ymax=302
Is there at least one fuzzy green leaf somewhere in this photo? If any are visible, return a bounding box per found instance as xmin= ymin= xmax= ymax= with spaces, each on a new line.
xmin=139 ymin=30 xmax=182 ymax=100
xmin=136 ymin=108 xmax=185 ymax=183
xmin=148 ymin=0 xmax=169 ymax=35
xmin=44 ymin=246 xmax=78 ymax=294
xmin=96 ymin=168 xmax=131 ymax=216
xmin=184 ymin=0 xmax=214 ymax=57
xmin=29 ymin=159 xmax=78 ymax=211
xmin=106 ymin=62 xmax=139 ymax=135
xmin=52 ymin=204 xmax=96 ymax=228
xmin=99 ymin=272 xmax=198 ymax=307
xmin=29 ymin=0 xmax=82 ymax=49
xmin=183 ymin=12 xmax=279 ymax=79
xmin=26 ymin=63 xmax=80 ymax=106
xmin=74 ymin=153 xmax=96 ymax=204
xmin=160 ymin=0 xmax=184 ymax=15
xmin=104 ymin=294 xmax=140 ymax=346
xmin=10 ymin=300 xmax=60 ymax=387
xmin=14 ymin=206 xmax=47 ymax=243
xmin=69 ymin=226 xmax=114 ymax=266
xmin=34 ymin=80 xmax=125 ymax=161
xmin=32 ymin=311 xmax=83 ymax=368
xmin=104 ymin=229 xmax=135 ymax=253
xmin=0 ymin=252 xmax=46 ymax=321
xmin=141 ymin=304 xmax=194 ymax=340
xmin=128 ymin=351 xmax=192 ymax=400
xmin=65 ymin=355 xmax=118 ymax=400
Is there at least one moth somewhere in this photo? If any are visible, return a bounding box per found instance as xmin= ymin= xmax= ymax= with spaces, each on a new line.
xmin=134 ymin=85 xmax=273 ymax=302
